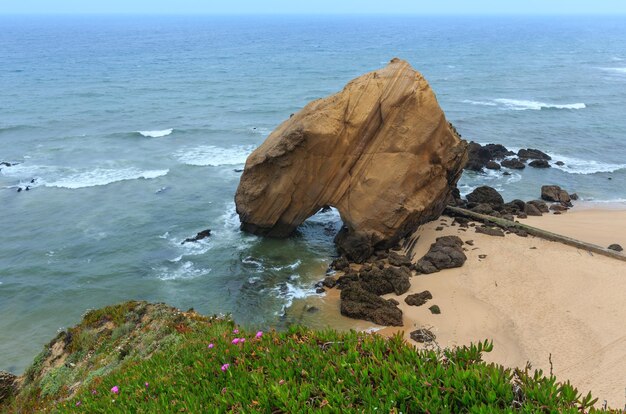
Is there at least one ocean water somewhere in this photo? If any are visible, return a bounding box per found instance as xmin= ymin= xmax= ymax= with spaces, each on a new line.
xmin=1 ymin=15 xmax=626 ymax=373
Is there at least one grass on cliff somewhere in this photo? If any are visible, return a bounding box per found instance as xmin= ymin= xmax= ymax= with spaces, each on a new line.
xmin=2 ymin=302 xmax=610 ymax=413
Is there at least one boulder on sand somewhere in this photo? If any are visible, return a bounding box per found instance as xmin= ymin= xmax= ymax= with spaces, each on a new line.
xmin=235 ymin=58 xmax=468 ymax=262
xmin=340 ymin=284 xmax=403 ymax=326
xmin=541 ymin=185 xmax=572 ymax=205
xmin=416 ymin=235 xmax=467 ymax=274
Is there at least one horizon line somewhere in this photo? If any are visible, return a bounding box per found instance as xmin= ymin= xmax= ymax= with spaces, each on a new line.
xmin=2 ymin=11 xmax=626 ymax=16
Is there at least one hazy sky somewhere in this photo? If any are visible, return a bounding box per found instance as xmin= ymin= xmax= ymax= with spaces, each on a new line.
xmin=2 ymin=0 xmax=626 ymax=15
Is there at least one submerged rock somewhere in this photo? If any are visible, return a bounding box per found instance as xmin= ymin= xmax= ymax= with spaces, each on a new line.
xmin=235 ymin=58 xmax=468 ymax=262
xmin=181 ymin=229 xmax=212 ymax=244
xmin=608 ymin=244 xmax=623 ymax=252
xmin=340 ymin=284 xmax=403 ymax=326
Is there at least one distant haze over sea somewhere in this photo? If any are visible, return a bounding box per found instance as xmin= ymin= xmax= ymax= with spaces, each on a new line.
xmin=1 ymin=15 xmax=625 ymax=373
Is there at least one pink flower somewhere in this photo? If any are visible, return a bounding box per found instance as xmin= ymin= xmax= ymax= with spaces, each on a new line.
xmin=145 ymin=382 xmax=149 ymax=388
xmin=233 ymin=329 xmax=239 ymax=334
xmin=111 ymin=385 xmax=119 ymax=394
xmin=91 ymin=390 xmax=97 ymax=395
xmin=208 ymin=343 xmax=214 ymax=349
xmin=279 ymin=379 xmax=285 ymax=385
xmin=221 ymin=363 xmax=230 ymax=372
xmin=221 ymin=387 xmax=227 ymax=394
xmin=231 ymin=338 xmax=240 ymax=345
xmin=76 ymin=401 xmax=81 ymax=406
xmin=240 ymin=338 xmax=246 ymax=343
xmin=256 ymin=331 xmax=263 ymax=339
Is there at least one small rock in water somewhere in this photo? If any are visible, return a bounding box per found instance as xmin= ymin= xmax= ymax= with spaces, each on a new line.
xmin=428 ymin=305 xmax=441 ymax=314
xmin=233 ymin=169 xmax=243 ymax=173
xmin=529 ymin=159 xmax=550 ymax=168
xmin=410 ymin=328 xmax=436 ymax=343
xmin=315 ymin=287 xmax=325 ymax=294
xmin=16 ymin=187 xmax=22 ymax=193
xmin=570 ymin=193 xmax=579 ymax=200
xmin=501 ymin=158 xmax=525 ymax=169
xmin=518 ymin=148 xmax=551 ymax=160
xmin=608 ymin=244 xmax=623 ymax=252
xmin=181 ymin=229 xmax=212 ymax=244
xmin=485 ymin=161 xmax=501 ymax=170
xmin=155 ymin=187 xmax=168 ymax=194
xmin=555 ymin=161 xmax=565 ymax=166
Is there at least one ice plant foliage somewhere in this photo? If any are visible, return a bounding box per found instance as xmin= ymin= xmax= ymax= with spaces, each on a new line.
xmin=37 ymin=315 xmax=599 ymax=413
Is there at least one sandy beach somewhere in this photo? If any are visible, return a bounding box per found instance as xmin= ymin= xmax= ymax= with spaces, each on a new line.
xmin=300 ymin=206 xmax=626 ymax=408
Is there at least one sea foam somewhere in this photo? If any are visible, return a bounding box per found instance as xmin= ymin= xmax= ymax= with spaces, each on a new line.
xmin=44 ymin=168 xmax=169 ymax=189
xmin=137 ymin=128 xmax=173 ymax=138
xmin=599 ymin=67 xmax=626 ymax=74
xmin=548 ymin=154 xmax=626 ymax=175
xmin=493 ymin=99 xmax=586 ymax=111
xmin=463 ymin=99 xmax=585 ymax=110
xmin=155 ymin=261 xmax=211 ymax=281
xmin=175 ymin=145 xmax=255 ymax=167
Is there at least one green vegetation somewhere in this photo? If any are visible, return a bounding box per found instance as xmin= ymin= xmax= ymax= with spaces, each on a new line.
xmin=1 ymin=302 xmax=615 ymax=413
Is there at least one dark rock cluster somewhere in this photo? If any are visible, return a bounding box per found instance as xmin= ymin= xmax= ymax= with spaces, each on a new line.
xmin=452 ymin=184 xmax=576 ymax=221
xmin=464 ymin=141 xmax=559 ymax=172
xmin=328 ymin=252 xmax=413 ymax=326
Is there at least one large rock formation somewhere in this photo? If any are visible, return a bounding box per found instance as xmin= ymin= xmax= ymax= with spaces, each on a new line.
xmin=235 ymin=58 xmax=468 ymax=261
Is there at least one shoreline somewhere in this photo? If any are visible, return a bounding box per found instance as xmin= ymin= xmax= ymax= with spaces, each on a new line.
xmin=300 ymin=204 xmax=626 ymax=407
